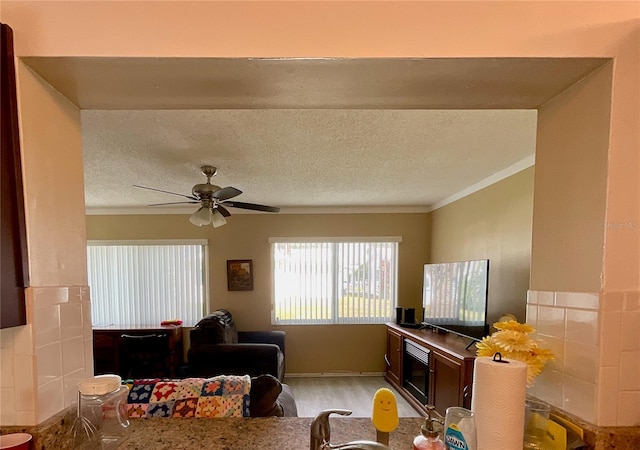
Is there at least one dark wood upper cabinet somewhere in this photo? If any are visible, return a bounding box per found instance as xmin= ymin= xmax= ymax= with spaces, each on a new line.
xmin=1 ymin=23 xmax=29 ymax=329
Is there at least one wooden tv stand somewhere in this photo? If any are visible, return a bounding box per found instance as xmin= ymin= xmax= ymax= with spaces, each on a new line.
xmin=385 ymin=323 xmax=477 ymax=417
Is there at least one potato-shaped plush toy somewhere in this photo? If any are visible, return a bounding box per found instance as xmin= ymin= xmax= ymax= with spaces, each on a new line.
xmin=371 ymin=387 xmax=399 ymax=433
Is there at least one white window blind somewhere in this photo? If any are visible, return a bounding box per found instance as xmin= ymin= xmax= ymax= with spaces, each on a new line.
xmin=87 ymin=240 xmax=208 ymax=327
xmin=271 ymin=238 xmax=400 ymax=325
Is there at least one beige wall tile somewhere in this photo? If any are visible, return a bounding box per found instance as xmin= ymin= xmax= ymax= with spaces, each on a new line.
xmin=617 ymin=391 xmax=640 ymax=427
xmin=62 ymin=337 xmax=85 ymax=375
xmin=555 ymin=292 xmax=599 ymax=310
xmin=526 ymin=304 xmax=538 ymax=326
xmin=563 ymin=374 xmax=596 ymax=423
xmin=0 ymin=347 xmax=14 ymax=388
xmin=15 ymin=411 xmax=36 ymax=426
xmin=599 ymin=311 xmax=622 ymax=367
xmin=619 ymin=351 xmax=640 ymax=390
xmin=83 ymin=338 xmax=94 ymax=377
xmin=564 ymin=340 xmax=598 ymax=383
xmin=31 ymin=286 xmax=70 ymax=307
xmin=540 ymin=291 xmax=555 ymax=305
xmin=620 ymin=311 xmax=640 ymax=351
xmin=68 ymin=286 xmax=83 ymax=303
xmin=601 ymin=291 xmax=624 ymax=312
xmin=60 ymin=303 xmax=83 ymax=341
xmin=35 ymin=342 xmax=62 ymax=386
xmin=82 ymin=301 xmax=93 ymax=340
xmin=532 ymin=291 xmax=555 ymax=306
xmin=530 ymin=368 xmax=564 ymax=408
xmin=36 ymin=378 xmax=64 ymax=423
xmin=12 ymin=324 xmax=34 ymax=356
xmin=537 ymin=306 xmax=566 ymax=339
xmin=13 ymin=355 xmax=36 ymax=413
xmin=13 ymin=375 xmax=36 ymax=414
xmin=624 ymin=291 xmax=640 ymax=311
xmin=0 ymin=387 xmax=15 ymax=418
xmin=536 ymin=335 xmax=565 ymax=371
xmin=566 ymin=309 xmax=599 ymax=346
xmin=80 ymin=286 xmax=91 ymax=302
xmin=0 ymin=328 xmax=16 ymax=348
xmin=63 ymin=368 xmax=84 ymax=408
xmin=33 ymin=305 xmax=61 ymax=348
xmin=596 ymin=366 xmax=619 ymax=426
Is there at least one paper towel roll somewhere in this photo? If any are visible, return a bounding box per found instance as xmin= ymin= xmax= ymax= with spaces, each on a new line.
xmin=471 ymin=355 xmax=528 ymax=450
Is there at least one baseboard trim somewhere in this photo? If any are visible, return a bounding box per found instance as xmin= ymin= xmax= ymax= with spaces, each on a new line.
xmin=285 ymin=372 xmax=386 ymax=378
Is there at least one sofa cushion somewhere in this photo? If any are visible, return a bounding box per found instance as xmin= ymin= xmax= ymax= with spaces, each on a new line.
xmin=248 ymin=374 xmax=283 ymax=417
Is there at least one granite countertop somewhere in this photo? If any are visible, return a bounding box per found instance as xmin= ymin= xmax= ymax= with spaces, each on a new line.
xmin=118 ymin=417 xmax=426 ymax=450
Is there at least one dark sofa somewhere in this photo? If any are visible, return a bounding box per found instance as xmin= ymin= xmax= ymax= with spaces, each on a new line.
xmin=187 ymin=309 xmax=285 ymax=381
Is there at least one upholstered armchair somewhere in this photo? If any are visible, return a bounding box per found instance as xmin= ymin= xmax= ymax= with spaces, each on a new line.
xmin=186 ymin=309 xmax=285 ymax=381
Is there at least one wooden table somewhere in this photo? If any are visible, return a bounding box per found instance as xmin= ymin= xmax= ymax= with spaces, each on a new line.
xmin=93 ymin=324 xmax=184 ymax=378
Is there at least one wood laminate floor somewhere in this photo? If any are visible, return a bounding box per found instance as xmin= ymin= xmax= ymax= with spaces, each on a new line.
xmin=284 ymin=376 xmax=422 ymax=418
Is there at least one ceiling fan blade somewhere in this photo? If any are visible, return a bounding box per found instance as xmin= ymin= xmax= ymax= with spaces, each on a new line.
xmin=133 ymin=184 xmax=198 ymax=201
xmin=216 ymin=204 xmax=232 ymax=217
xmin=213 ymin=186 xmax=242 ymax=201
xmin=148 ymin=201 xmax=200 ymax=206
xmin=224 ymin=201 xmax=280 ymax=213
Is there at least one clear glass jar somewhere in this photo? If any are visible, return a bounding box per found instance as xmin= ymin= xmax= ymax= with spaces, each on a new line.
xmin=78 ymin=375 xmax=130 ymax=449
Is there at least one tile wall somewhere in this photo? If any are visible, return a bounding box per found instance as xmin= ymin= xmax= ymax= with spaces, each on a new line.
xmin=526 ymin=290 xmax=640 ymax=427
xmin=0 ymin=286 xmax=93 ymax=426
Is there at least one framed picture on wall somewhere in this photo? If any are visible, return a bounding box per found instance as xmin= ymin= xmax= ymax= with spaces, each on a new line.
xmin=227 ymin=259 xmax=254 ymax=291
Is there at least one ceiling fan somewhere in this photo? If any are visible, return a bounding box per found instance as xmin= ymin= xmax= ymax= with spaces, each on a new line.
xmin=133 ymin=165 xmax=280 ymax=227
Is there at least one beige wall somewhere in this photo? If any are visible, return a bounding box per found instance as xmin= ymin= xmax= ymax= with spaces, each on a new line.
xmin=86 ymin=212 xmax=430 ymax=373
xmin=430 ymin=167 xmax=534 ymax=325
xmin=531 ymin=63 xmax=611 ymax=293
xmin=0 ymin=63 xmax=90 ymax=426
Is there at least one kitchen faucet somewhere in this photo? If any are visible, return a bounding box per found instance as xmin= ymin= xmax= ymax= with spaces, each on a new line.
xmin=310 ymin=409 xmax=394 ymax=450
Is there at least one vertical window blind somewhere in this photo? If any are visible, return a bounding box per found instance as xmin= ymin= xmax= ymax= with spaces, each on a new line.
xmin=270 ymin=238 xmax=400 ymax=325
xmin=87 ymin=240 xmax=208 ymax=327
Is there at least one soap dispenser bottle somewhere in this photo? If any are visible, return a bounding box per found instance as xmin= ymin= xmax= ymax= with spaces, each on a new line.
xmin=413 ymin=406 xmax=446 ymax=450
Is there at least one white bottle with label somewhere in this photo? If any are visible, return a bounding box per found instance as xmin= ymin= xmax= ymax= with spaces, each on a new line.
xmin=444 ymin=407 xmax=477 ymax=450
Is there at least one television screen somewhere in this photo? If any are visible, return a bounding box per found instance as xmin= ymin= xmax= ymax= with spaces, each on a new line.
xmin=422 ymin=259 xmax=489 ymax=341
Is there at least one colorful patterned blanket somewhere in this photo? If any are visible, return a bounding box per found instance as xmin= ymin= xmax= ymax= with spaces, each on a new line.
xmin=123 ymin=375 xmax=251 ymax=418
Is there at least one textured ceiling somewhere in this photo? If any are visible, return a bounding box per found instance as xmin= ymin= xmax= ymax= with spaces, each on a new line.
xmin=24 ymin=57 xmax=607 ymax=215
xmin=81 ymin=108 xmax=537 ymax=211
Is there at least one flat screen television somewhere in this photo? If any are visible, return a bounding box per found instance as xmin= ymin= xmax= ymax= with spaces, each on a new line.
xmin=422 ymin=259 xmax=490 ymax=341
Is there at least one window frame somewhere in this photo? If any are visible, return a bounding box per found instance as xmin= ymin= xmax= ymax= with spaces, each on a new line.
xmin=269 ymin=236 xmax=401 ymax=325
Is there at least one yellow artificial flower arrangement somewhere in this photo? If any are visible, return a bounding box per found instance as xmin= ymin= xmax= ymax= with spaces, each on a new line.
xmin=476 ymin=320 xmax=554 ymax=384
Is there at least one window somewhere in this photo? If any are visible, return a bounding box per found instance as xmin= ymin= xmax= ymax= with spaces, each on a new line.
xmin=270 ymin=237 xmax=400 ymax=325
xmin=87 ymin=240 xmax=208 ymax=327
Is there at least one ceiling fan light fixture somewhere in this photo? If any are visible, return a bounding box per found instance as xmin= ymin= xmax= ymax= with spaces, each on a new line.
xmin=211 ymin=209 xmax=227 ymax=228
xmin=135 ymin=163 xmax=279 ymax=229
xmin=189 ymin=206 xmax=213 ymax=226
